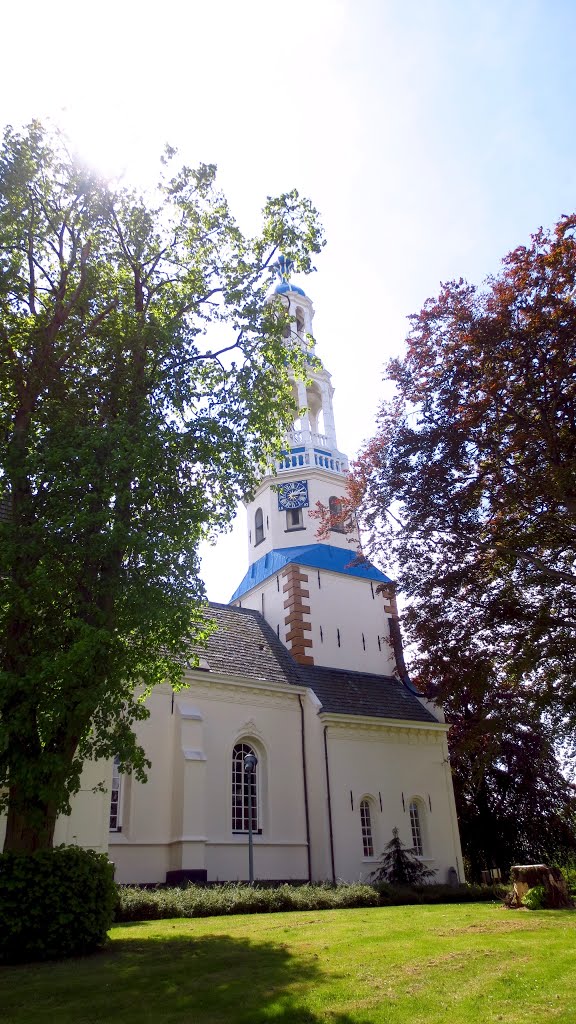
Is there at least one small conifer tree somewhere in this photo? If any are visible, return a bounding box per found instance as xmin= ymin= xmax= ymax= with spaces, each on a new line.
xmin=370 ymin=827 xmax=436 ymax=885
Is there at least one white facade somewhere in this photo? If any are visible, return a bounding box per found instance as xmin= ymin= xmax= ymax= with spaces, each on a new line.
xmin=2 ymin=267 xmax=464 ymax=886
xmin=105 ymin=268 xmax=464 ymax=886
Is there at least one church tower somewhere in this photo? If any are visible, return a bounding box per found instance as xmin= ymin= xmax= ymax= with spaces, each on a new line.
xmin=230 ymin=259 xmax=398 ymax=673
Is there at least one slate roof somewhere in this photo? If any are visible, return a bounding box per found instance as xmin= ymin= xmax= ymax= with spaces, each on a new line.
xmin=194 ymin=603 xmax=437 ymax=725
xmin=230 ymin=543 xmax=392 ymax=602
xmin=194 ymin=603 xmax=301 ymax=686
xmin=296 ymin=663 xmax=438 ymax=724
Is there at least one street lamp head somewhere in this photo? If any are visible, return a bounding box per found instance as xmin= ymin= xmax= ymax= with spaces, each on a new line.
xmin=243 ymin=752 xmax=258 ymax=774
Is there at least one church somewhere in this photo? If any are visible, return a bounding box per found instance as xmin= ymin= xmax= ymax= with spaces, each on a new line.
xmin=104 ymin=262 xmax=464 ymax=885
xmin=4 ymin=264 xmax=464 ymax=884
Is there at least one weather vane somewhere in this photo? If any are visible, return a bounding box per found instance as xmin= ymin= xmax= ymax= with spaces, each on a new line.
xmin=273 ymin=254 xmax=294 ymax=284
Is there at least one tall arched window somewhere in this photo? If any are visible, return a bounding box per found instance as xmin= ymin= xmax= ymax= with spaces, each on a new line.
xmin=109 ymin=755 xmax=122 ymax=832
xmin=296 ymin=307 xmax=305 ymax=336
xmin=232 ymin=742 xmax=259 ymax=833
xmin=254 ymin=508 xmax=264 ymax=545
xmin=360 ymin=799 xmax=374 ymax=858
xmin=409 ymin=799 xmax=424 ymax=856
xmin=329 ymin=495 xmax=346 ymax=533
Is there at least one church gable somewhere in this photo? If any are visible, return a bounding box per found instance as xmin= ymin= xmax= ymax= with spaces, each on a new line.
xmin=199 ymin=603 xmax=437 ymax=725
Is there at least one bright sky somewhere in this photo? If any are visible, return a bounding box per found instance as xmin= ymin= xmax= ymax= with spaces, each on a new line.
xmin=3 ymin=0 xmax=576 ymax=601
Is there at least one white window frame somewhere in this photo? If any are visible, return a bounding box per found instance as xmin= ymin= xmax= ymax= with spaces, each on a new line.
xmin=109 ymin=755 xmax=123 ymax=832
xmin=232 ymin=742 xmax=261 ymax=834
xmin=409 ymin=799 xmax=424 ymax=856
xmin=286 ymin=507 xmax=303 ymax=530
xmin=360 ymin=798 xmax=374 ymax=858
xmin=254 ymin=508 xmax=264 ymax=545
xmin=329 ymin=495 xmax=346 ymax=533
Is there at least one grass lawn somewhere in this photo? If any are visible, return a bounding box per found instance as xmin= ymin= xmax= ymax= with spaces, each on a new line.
xmin=1 ymin=903 xmax=575 ymax=1024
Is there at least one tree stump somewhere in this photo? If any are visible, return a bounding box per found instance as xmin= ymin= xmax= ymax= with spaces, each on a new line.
xmin=507 ymin=864 xmax=573 ymax=909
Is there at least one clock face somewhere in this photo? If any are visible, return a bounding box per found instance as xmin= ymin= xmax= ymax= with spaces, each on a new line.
xmin=278 ymin=480 xmax=309 ymax=510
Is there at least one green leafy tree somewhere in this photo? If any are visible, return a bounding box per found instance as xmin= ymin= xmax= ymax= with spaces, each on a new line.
xmin=0 ymin=122 xmax=324 ymax=851
xmin=370 ymin=827 xmax=436 ymax=886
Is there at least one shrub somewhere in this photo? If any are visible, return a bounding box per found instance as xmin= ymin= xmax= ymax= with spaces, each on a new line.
xmin=370 ymin=827 xmax=436 ymax=885
xmin=373 ymin=882 xmax=505 ymax=905
xmin=0 ymin=846 xmax=116 ymax=963
xmin=522 ymin=885 xmax=547 ymax=910
xmin=115 ymin=880 xmax=503 ymax=923
xmin=116 ymin=881 xmax=380 ymax=922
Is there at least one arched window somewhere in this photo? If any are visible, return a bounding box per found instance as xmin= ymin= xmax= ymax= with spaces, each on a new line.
xmin=329 ymin=495 xmax=346 ymax=533
xmin=109 ymin=755 xmax=122 ymax=832
xmin=232 ymin=742 xmax=259 ymax=833
xmin=254 ymin=507 xmax=264 ymax=545
xmin=409 ymin=799 xmax=424 ymax=856
xmin=360 ymin=799 xmax=374 ymax=858
xmin=296 ymin=307 xmax=305 ymax=336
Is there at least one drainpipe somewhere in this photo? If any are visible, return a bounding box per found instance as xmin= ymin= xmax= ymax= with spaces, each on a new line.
xmin=298 ymin=694 xmax=312 ymax=882
xmin=323 ymin=725 xmax=336 ymax=884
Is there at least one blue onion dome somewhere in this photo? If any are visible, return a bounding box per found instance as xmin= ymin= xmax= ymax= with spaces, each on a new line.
xmin=269 ymin=254 xmax=307 ymax=297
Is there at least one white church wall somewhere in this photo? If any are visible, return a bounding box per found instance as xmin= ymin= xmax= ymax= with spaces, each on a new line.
xmin=305 ymin=571 xmax=397 ymax=674
xmin=108 ymin=676 xmax=312 ymax=884
xmin=322 ymin=720 xmax=464 ymax=883
xmin=237 ymin=574 xmax=289 ymax=646
xmin=236 ymin=567 xmax=397 ymax=677
xmin=303 ymin=693 xmax=338 ymax=881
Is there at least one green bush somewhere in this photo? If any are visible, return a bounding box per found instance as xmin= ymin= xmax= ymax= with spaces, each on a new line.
xmin=0 ymin=846 xmax=116 ymax=963
xmin=373 ymin=882 xmax=506 ymax=905
xmin=522 ymin=885 xmax=547 ymax=910
xmin=117 ymin=882 xmax=380 ymax=922
xmin=116 ymin=880 xmax=503 ymax=923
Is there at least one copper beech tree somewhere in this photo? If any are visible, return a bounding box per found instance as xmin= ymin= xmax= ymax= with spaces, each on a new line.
xmin=0 ymin=122 xmax=324 ymax=851
xmin=336 ymin=216 xmax=576 ymax=873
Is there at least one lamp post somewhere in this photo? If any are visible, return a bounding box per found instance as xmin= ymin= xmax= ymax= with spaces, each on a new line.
xmin=243 ymin=751 xmax=258 ymax=884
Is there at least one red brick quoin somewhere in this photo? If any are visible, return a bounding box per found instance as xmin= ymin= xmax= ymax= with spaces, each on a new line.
xmin=282 ymin=564 xmax=314 ymax=666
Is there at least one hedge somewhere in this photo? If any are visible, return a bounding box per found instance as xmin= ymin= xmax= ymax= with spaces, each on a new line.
xmin=0 ymin=846 xmax=117 ymax=963
xmin=115 ymin=881 xmax=505 ymax=922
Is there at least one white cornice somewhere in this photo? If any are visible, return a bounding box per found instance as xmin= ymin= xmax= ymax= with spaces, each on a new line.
xmin=320 ymin=711 xmax=449 ymax=734
xmin=182 ymin=670 xmax=308 ymax=699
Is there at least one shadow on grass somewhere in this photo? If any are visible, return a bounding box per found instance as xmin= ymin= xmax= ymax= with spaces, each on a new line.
xmin=1 ymin=927 xmax=371 ymax=1024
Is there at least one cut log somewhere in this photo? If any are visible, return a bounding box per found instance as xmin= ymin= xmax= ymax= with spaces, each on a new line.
xmin=506 ymin=864 xmax=573 ymax=909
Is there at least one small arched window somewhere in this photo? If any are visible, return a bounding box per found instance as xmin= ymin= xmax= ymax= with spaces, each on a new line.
xmin=360 ymin=799 xmax=374 ymax=858
xmin=409 ymin=799 xmax=424 ymax=856
xmin=254 ymin=507 xmax=264 ymax=545
xmin=329 ymin=495 xmax=346 ymax=533
xmin=232 ymin=742 xmax=259 ymax=833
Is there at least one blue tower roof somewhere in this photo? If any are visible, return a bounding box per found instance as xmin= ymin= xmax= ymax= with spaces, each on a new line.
xmin=268 ymin=254 xmax=307 ymax=298
xmin=271 ymin=280 xmax=306 ymax=297
xmin=230 ymin=544 xmax=392 ymax=602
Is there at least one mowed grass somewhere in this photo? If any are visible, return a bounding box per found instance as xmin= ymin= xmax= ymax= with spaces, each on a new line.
xmin=1 ymin=903 xmax=575 ymax=1024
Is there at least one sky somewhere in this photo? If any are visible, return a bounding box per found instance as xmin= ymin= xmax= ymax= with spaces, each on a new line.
xmin=3 ymin=0 xmax=576 ymax=601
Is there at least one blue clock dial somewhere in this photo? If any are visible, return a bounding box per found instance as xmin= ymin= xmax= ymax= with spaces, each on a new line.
xmin=278 ymin=480 xmax=309 ymax=510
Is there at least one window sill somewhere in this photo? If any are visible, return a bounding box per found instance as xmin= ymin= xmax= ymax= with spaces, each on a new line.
xmin=232 ymin=829 xmax=263 ymax=836
xmin=284 ymin=526 xmax=306 ymax=533
xmin=254 ymin=538 xmax=266 ymax=548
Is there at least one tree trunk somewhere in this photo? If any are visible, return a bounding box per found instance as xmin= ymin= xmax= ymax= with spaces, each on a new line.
xmin=3 ymin=789 xmax=57 ymax=852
